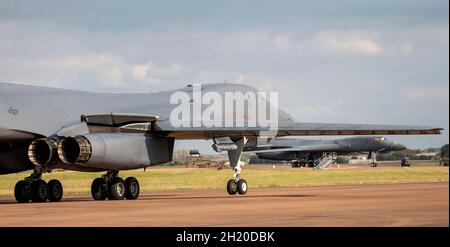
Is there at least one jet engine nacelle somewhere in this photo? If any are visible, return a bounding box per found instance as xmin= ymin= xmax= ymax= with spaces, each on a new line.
xmin=57 ymin=133 xmax=174 ymax=170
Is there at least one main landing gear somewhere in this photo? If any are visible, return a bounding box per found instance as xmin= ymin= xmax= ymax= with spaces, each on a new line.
xmin=90 ymin=171 xmax=140 ymax=200
xmin=291 ymin=160 xmax=307 ymax=168
xmin=14 ymin=171 xmax=63 ymax=203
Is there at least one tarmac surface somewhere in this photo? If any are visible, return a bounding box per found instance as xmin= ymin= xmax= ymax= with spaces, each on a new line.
xmin=0 ymin=182 xmax=448 ymax=226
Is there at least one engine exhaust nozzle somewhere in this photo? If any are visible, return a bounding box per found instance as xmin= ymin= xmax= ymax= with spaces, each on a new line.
xmin=28 ymin=138 xmax=59 ymax=166
xmin=58 ymin=136 xmax=92 ymax=164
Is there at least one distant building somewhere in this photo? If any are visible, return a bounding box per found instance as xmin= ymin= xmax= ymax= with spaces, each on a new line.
xmin=186 ymin=150 xmax=223 ymax=168
xmin=347 ymin=155 xmax=371 ymax=164
xmin=415 ymin=152 xmax=439 ymax=157
xmin=413 ymin=152 xmax=439 ymax=160
xmin=189 ymin=149 xmax=200 ymax=157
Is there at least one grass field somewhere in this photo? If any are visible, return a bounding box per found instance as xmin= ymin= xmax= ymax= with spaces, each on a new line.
xmin=0 ymin=166 xmax=448 ymax=196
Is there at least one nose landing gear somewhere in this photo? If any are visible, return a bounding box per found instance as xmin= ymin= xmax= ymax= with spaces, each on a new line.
xmin=369 ymin=151 xmax=378 ymax=168
xmin=226 ymin=168 xmax=248 ymax=196
xmin=223 ymin=137 xmax=248 ymax=196
xmin=227 ymin=178 xmax=249 ymax=195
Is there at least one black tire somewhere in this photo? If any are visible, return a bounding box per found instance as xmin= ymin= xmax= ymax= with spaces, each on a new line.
xmin=108 ymin=177 xmax=125 ymax=200
xmin=125 ymin=177 xmax=140 ymax=200
xmin=30 ymin=180 xmax=49 ymax=202
xmin=91 ymin=178 xmax=107 ymax=200
xmin=227 ymin=179 xmax=238 ymax=195
xmin=14 ymin=180 xmax=31 ymax=203
xmin=237 ymin=179 xmax=248 ymax=195
xmin=48 ymin=179 xmax=63 ymax=202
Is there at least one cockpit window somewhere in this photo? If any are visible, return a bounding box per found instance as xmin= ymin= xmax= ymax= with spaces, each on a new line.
xmin=374 ymin=137 xmax=387 ymax=141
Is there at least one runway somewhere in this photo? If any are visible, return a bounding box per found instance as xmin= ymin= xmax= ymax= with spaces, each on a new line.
xmin=0 ymin=182 xmax=448 ymax=226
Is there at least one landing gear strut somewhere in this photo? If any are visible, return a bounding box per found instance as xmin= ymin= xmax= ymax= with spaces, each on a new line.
xmin=224 ymin=138 xmax=248 ymax=196
xmin=14 ymin=170 xmax=63 ymax=203
xmin=91 ymin=171 xmax=140 ymax=200
xmin=369 ymin=151 xmax=378 ymax=168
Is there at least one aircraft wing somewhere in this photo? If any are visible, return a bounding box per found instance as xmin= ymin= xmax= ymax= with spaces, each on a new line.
xmin=273 ymin=122 xmax=442 ymax=136
xmin=152 ymin=120 xmax=442 ymax=139
xmin=79 ymin=114 xmax=442 ymax=139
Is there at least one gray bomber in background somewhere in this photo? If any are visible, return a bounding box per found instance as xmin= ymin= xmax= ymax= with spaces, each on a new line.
xmin=0 ymin=82 xmax=442 ymax=203
xmin=247 ymin=136 xmax=406 ymax=168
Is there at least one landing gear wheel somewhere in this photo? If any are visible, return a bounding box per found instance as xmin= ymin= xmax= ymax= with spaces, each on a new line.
xmin=237 ymin=179 xmax=248 ymax=195
xmin=125 ymin=177 xmax=140 ymax=200
xmin=227 ymin=179 xmax=238 ymax=195
xmin=91 ymin=178 xmax=107 ymax=200
xmin=108 ymin=177 xmax=125 ymax=200
xmin=48 ymin=179 xmax=63 ymax=202
xmin=30 ymin=180 xmax=49 ymax=202
xmin=371 ymin=162 xmax=378 ymax=167
xmin=14 ymin=180 xmax=31 ymax=203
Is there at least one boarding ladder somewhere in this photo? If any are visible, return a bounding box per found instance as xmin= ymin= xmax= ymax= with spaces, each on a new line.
xmin=313 ymin=152 xmax=337 ymax=170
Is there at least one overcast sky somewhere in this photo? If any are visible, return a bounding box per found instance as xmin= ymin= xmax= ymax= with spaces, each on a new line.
xmin=0 ymin=0 xmax=448 ymax=151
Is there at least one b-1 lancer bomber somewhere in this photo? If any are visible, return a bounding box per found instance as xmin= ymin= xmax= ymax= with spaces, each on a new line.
xmin=247 ymin=136 xmax=406 ymax=168
xmin=0 ymin=82 xmax=442 ymax=203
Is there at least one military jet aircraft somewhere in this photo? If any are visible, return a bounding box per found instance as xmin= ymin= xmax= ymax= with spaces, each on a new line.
xmin=247 ymin=136 xmax=406 ymax=168
xmin=0 ymin=82 xmax=442 ymax=203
